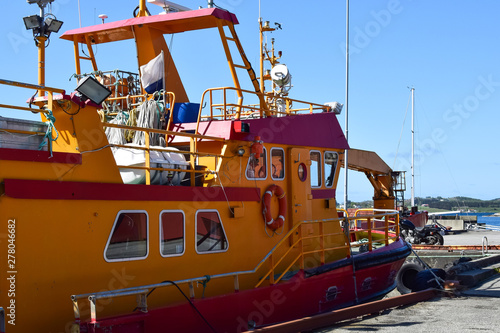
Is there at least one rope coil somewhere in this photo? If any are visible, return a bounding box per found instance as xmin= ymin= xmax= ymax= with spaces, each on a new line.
xmin=38 ymin=109 xmax=59 ymax=157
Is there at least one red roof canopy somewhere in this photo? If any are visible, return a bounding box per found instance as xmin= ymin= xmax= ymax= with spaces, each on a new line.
xmin=60 ymin=8 xmax=238 ymax=44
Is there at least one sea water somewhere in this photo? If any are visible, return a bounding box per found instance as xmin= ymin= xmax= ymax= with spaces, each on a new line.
xmin=435 ymin=212 xmax=500 ymax=229
xmin=478 ymin=214 xmax=500 ymax=229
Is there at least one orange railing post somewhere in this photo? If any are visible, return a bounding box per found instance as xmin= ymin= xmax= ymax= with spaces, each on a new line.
xmin=319 ymin=220 xmax=325 ymax=265
xmin=385 ymin=215 xmax=389 ymax=246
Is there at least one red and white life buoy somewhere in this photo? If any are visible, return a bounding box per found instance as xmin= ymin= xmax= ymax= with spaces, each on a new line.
xmin=262 ymin=184 xmax=287 ymax=230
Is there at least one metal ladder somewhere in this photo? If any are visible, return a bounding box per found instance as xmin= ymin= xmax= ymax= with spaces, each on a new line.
xmin=215 ymin=19 xmax=268 ymax=118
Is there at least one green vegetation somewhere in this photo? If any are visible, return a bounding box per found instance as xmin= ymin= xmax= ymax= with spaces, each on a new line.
xmin=416 ymin=196 xmax=500 ymax=212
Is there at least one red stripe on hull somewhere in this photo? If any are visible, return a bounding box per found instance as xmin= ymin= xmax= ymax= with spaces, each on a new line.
xmin=82 ymin=240 xmax=408 ymax=333
xmin=3 ymin=178 xmax=261 ymax=201
xmin=0 ymin=147 xmax=82 ymax=164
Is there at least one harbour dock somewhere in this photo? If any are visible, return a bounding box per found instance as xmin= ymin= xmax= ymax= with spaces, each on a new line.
xmin=315 ymin=230 xmax=500 ymax=332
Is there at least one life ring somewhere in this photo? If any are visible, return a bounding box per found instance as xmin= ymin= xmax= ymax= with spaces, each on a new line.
xmin=262 ymin=184 xmax=287 ymax=230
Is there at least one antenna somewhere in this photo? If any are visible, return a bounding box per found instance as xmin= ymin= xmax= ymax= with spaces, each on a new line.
xmin=98 ymin=14 xmax=108 ymax=24
xmin=78 ymin=0 xmax=81 ymax=28
xmin=147 ymin=0 xmax=192 ymax=13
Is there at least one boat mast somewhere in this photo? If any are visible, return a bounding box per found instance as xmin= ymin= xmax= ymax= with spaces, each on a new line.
xmin=137 ymin=0 xmax=149 ymax=16
xmin=344 ymin=0 xmax=349 ymax=209
xmin=24 ymin=0 xmax=64 ymax=97
xmin=411 ymin=87 xmax=415 ymax=207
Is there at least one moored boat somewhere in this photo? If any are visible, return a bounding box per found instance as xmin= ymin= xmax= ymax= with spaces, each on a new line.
xmin=0 ymin=1 xmax=410 ymax=332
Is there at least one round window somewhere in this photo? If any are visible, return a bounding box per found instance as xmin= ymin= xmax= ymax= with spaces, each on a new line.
xmin=298 ymin=163 xmax=307 ymax=182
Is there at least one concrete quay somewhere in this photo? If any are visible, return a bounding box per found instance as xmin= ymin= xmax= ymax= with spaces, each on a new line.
xmin=314 ymin=230 xmax=500 ymax=333
xmin=443 ymin=229 xmax=500 ymax=246
xmin=410 ymin=230 xmax=500 ymax=273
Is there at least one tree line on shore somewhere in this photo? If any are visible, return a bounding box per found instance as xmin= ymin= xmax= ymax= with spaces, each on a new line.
xmin=414 ymin=196 xmax=500 ymax=211
xmin=346 ymin=196 xmax=500 ymax=211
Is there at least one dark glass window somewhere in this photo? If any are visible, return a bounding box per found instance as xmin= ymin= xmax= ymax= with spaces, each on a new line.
xmin=310 ymin=151 xmax=321 ymax=187
xmin=160 ymin=211 xmax=185 ymax=256
xmin=196 ymin=210 xmax=228 ymax=253
xmin=105 ymin=211 xmax=148 ymax=261
xmin=271 ymin=148 xmax=285 ymax=180
xmin=246 ymin=147 xmax=267 ymax=180
xmin=324 ymin=152 xmax=339 ymax=188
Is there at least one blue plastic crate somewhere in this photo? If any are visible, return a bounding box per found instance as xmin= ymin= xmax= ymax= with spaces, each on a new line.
xmin=172 ymin=103 xmax=200 ymax=124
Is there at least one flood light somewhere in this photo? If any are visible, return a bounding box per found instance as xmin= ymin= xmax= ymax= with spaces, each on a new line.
xmin=23 ymin=15 xmax=42 ymax=30
xmin=23 ymin=11 xmax=64 ymax=38
xmin=45 ymin=17 xmax=63 ymax=33
xmin=75 ymin=76 xmax=112 ymax=105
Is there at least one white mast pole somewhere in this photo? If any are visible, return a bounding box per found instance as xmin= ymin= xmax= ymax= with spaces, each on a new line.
xmin=344 ymin=0 xmax=349 ymax=209
xmin=411 ymin=87 xmax=415 ymax=207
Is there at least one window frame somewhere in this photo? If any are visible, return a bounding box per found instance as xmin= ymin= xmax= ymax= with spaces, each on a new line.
xmin=310 ymin=150 xmax=322 ymax=188
xmin=104 ymin=210 xmax=149 ymax=263
xmin=324 ymin=151 xmax=339 ymax=188
xmin=270 ymin=147 xmax=285 ymax=181
xmin=195 ymin=209 xmax=229 ymax=255
xmin=245 ymin=147 xmax=268 ymax=181
xmin=159 ymin=210 xmax=186 ymax=258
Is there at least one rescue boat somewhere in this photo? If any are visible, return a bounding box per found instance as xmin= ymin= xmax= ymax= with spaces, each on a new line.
xmin=0 ymin=1 xmax=411 ymax=332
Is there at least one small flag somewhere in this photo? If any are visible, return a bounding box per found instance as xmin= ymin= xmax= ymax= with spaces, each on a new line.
xmin=140 ymin=52 xmax=164 ymax=94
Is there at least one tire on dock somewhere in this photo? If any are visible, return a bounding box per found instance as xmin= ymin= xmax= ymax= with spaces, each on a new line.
xmin=396 ymin=260 xmax=425 ymax=294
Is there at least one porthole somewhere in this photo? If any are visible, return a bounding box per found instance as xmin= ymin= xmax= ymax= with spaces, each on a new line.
xmin=298 ymin=163 xmax=307 ymax=182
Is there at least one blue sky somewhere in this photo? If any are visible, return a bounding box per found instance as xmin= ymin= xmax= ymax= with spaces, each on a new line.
xmin=2 ymin=0 xmax=499 ymax=203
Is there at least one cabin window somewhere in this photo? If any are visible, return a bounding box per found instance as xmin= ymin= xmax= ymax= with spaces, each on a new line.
xmin=271 ymin=148 xmax=285 ymax=180
xmin=310 ymin=150 xmax=322 ymax=188
xmin=324 ymin=151 xmax=339 ymax=188
xmin=160 ymin=210 xmax=185 ymax=257
xmin=246 ymin=147 xmax=267 ymax=180
xmin=196 ymin=210 xmax=228 ymax=254
xmin=104 ymin=211 xmax=148 ymax=262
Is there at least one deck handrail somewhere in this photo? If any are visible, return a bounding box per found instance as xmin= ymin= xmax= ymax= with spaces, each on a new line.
xmin=0 ymin=78 xmax=65 ymax=94
xmin=0 ymin=79 xmax=66 ymax=151
xmin=0 ymin=78 xmax=63 ymax=115
xmin=255 ymin=211 xmax=400 ymax=287
xmin=70 ymin=211 xmax=400 ymax=323
xmin=196 ymin=86 xmax=334 ymax=131
xmin=101 ymin=122 xmax=225 ymax=185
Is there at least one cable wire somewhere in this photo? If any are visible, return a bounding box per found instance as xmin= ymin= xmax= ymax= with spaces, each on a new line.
xmin=133 ymin=280 xmax=218 ymax=333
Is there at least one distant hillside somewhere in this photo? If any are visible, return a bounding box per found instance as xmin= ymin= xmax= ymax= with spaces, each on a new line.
xmin=347 ymin=196 xmax=500 ymax=212
xmin=416 ymin=196 xmax=500 ymax=211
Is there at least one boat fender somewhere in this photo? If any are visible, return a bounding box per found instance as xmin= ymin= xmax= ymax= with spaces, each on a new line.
xmin=396 ymin=260 xmax=424 ymax=294
xmin=412 ymin=268 xmax=446 ymax=292
xmin=262 ymin=184 xmax=287 ymax=230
